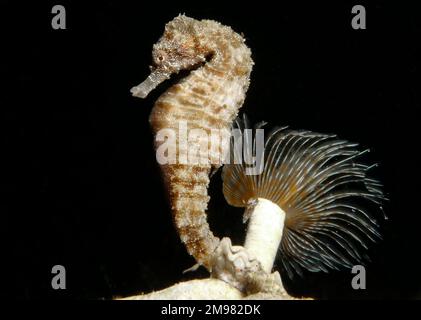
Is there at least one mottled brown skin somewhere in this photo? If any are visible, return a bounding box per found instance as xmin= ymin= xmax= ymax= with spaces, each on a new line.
xmin=137 ymin=15 xmax=254 ymax=269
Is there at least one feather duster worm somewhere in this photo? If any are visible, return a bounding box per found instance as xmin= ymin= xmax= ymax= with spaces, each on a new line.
xmin=222 ymin=116 xmax=386 ymax=279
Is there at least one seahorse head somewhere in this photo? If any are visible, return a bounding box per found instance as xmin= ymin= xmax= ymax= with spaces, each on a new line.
xmin=131 ymin=15 xmax=208 ymax=98
xmin=152 ymin=15 xmax=209 ymax=72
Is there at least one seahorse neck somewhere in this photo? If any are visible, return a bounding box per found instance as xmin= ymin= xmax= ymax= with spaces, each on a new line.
xmin=185 ymin=29 xmax=253 ymax=124
xmin=201 ymin=27 xmax=253 ymax=79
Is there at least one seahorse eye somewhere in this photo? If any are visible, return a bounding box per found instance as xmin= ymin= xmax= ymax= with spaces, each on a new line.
xmin=153 ymin=50 xmax=168 ymax=66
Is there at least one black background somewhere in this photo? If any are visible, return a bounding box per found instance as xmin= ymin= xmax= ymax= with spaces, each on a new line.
xmin=2 ymin=1 xmax=420 ymax=300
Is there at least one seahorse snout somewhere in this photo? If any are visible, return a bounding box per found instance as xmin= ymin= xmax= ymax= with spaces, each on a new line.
xmin=131 ymin=69 xmax=171 ymax=98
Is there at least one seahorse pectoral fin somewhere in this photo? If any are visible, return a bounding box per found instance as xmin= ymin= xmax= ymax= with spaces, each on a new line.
xmin=131 ymin=69 xmax=171 ymax=98
xmin=182 ymin=263 xmax=201 ymax=274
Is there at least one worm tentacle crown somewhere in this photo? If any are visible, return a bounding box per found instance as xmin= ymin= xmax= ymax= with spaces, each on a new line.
xmin=222 ymin=118 xmax=386 ymax=278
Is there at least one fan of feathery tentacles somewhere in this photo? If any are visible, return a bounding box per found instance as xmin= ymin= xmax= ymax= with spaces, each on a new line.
xmin=222 ymin=115 xmax=386 ymax=279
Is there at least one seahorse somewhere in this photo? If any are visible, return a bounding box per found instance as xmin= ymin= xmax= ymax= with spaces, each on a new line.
xmin=131 ymin=15 xmax=254 ymax=270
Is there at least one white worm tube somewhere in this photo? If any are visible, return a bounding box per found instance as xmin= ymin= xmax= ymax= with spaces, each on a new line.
xmin=244 ymin=198 xmax=286 ymax=273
